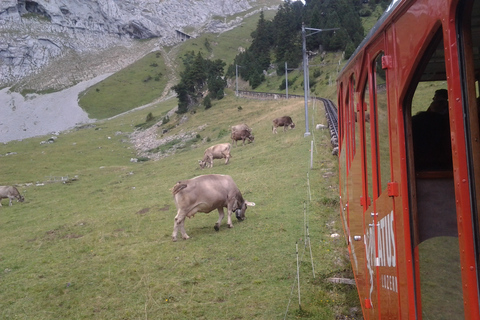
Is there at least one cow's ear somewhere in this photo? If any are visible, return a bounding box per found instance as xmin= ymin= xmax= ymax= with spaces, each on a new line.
xmin=246 ymin=201 xmax=255 ymax=207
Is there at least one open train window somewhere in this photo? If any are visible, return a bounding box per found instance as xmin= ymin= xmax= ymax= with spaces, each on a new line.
xmin=373 ymin=53 xmax=390 ymax=196
xmin=349 ymin=74 xmax=357 ymax=165
xmin=406 ymin=26 xmax=464 ymax=319
xmin=364 ymin=79 xmax=373 ymax=205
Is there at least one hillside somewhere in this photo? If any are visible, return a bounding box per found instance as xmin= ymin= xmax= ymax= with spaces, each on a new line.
xmin=0 ymin=88 xmax=360 ymax=319
xmin=0 ymin=1 xmax=367 ymax=317
xmin=0 ymin=9 xmax=279 ymax=144
xmin=1 ymin=0 xmax=281 ymax=91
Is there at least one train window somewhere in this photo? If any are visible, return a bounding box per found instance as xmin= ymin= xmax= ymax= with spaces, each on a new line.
xmin=355 ymin=86 xmax=360 ymax=158
xmin=350 ymin=75 xmax=357 ymax=163
xmin=373 ymin=53 xmax=391 ymax=194
xmin=364 ymin=80 xmax=373 ymax=205
xmin=339 ymin=83 xmax=347 ymax=202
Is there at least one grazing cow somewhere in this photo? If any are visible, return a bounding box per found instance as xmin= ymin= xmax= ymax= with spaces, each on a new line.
xmin=0 ymin=186 xmax=24 ymax=207
xmin=272 ymin=116 xmax=295 ymax=133
xmin=171 ymin=174 xmax=255 ymax=241
xmin=231 ymin=129 xmax=254 ymax=146
xmin=198 ymin=143 xmax=231 ymax=169
xmin=231 ymin=124 xmax=252 ymax=134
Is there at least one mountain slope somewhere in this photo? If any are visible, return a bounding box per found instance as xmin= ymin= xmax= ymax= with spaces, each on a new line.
xmin=0 ymin=0 xmax=281 ymax=91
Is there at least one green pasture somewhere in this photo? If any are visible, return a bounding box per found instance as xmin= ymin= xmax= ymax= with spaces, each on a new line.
xmin=78 ymin=50 xmax=169 ymax=120
xmin=0 ymin=92 xmax=360 ymax=319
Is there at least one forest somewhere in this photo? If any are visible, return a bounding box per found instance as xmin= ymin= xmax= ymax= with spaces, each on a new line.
xmin=174 ymin=0 xmax=391 ymax=113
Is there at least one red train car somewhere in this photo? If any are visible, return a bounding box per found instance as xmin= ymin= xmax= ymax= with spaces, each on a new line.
xmin=337 ymin=0 xmax=480 ymax=318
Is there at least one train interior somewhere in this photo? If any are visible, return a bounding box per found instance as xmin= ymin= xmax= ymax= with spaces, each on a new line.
xmin=406 ymin=0 xmax=480 ymax=317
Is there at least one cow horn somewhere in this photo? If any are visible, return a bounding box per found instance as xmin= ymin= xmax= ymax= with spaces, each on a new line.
xmin=245 ymin=201 xmax=255 ymax=207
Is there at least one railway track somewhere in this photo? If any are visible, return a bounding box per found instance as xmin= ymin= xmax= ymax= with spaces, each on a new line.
xmin=319 ymin=98 xmax=339 ymax=155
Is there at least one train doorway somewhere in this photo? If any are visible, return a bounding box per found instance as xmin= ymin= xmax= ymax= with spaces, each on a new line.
xmin=406 ymin=25 xmax=464 ymax=320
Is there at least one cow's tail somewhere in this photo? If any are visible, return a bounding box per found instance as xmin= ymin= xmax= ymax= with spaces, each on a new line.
xmin=172 ymin=182 xmax=188 ymax=195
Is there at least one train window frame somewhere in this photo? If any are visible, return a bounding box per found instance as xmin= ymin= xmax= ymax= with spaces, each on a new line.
xmin=372 ymin=52 xmax=391 ymax=197
xmin=457 ymin=0 xmax=480 ymax=296
xmin=349 ymin=74 xmax=357 ymax=167
xmin=363 ymin=76 xmax=373 ymax=207
xmin=403 ymin=21 xmax=464 ymax=319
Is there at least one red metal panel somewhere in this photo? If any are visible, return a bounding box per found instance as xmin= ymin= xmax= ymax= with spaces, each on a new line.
xmin=442 ymin=0 xmax=480 ymax=317
xmin=338 ymin=0 xmax=480 ymax=318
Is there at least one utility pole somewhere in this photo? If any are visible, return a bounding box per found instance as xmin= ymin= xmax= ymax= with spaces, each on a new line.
xmin=302 ymin=23 xmax=309 ymax=137
xmin=285 ymin=61 xmax=288 ymax=99
xmin=302 ymin=23 xmax=339 ymax=137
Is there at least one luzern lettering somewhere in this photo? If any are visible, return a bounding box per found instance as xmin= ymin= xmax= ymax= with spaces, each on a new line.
xmin=377 ymin=211 xmax=396 ymax=267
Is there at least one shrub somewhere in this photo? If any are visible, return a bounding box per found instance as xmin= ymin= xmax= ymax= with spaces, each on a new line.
xmin=203 ymin=96 xmax=212 ymax=109
xmin=162 ymin=115 xmax=170 ymax=125
xmin=146 ymin=112 xmax=154 ymax=122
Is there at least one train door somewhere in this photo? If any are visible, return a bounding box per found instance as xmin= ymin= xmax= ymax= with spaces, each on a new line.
xmin=362 ymin=48 xmax=398 ymax=317
xmin=405 ymin=0 xmax=480 ymax=318
xmin=406 ymin=29 xmax=464 ymax=320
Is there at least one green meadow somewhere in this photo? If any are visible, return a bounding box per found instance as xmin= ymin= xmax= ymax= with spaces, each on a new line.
xmin=0 ymin=91 xmax=361 ymax=319
xmin=0 ymin=4 xmax=364 ymax=318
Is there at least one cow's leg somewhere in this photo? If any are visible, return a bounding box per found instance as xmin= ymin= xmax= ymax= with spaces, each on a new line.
xmin=226 ymin=208 xmax=234 ymax=228
xmin=208 ymin=155 xmax=213 ymax=168
xmin=272 ymin=126 xmax=277 ymax=134
xmin=224 ymin=153 xmax=230 ymax=164
xmin=214 ymin=208 xmax=225 ymax=231
xmin=8 ymin=196 xmax=13 ymax=206
xmin=172 ymin=212 xmax=190 ymax=241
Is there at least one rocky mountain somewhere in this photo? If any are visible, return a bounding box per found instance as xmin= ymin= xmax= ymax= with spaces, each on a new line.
xmin=0 ymin=0 xmax=278 ymax=91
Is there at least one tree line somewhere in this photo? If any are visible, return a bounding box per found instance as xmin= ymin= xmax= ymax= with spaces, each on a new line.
xmin=174 ymin=0 xmax=390 ymax=113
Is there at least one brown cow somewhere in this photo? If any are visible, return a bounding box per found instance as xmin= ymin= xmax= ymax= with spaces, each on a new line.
xmin=272 ymin=116 xmax=295 ymax=133
xmin=231 ymin=124 xmax=252 ymax=134
xmin=198 ymin=143 xmax=231 ymax=169
xmin=171 ymin=174 xmax=255 ymax=241
xmin=231 ymin=129 xmax=254 ymax=146
xmin=0 ymin=186 xmax=24 ymax=207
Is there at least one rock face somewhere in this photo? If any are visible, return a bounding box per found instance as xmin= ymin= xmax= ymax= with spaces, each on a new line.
xmin=0 ymin=0 xmax=268 ymax=90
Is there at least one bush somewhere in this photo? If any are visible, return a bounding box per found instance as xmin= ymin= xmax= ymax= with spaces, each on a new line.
xmin=146 ymin=112 xmax=154 ymax=122
xmin=162 ymin=115 xmax=170 ymax=125
xmin=203 ymin=96 xmax=212 ymax=109
xmin=359 ymin=8 xmax=372 ymax=17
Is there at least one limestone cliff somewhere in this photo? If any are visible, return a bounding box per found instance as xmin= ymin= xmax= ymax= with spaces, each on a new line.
xmin=0 ymin=0 xmax=277 ymax=91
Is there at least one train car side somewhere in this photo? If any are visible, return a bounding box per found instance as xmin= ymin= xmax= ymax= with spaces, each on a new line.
xmin=337 ymin=0 xmax=480 ymax=318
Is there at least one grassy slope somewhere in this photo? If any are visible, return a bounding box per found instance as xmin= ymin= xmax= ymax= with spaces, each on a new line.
xmin=0 ymin=2 xmax=366 ymax=318
xmin=0 ymin=91 xmax=359 ymax=319
xmin=77 ymin=8 xmax=280 ymax=120
xmin=78 ymin=50 xmax=169 ymax=119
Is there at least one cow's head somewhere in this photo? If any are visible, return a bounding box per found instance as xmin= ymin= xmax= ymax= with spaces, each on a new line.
xmin=198 ymin=160 xmax=207 ymax=169
xmin=248 ymin=135 xmax=255 ymax=143
xmin=290 ymin=123 xmax=296 ymax=129
xmin=234 ymin=200 xmax=255 ymax=221
xmin=18 ymin=195 xmax=24 ymax=202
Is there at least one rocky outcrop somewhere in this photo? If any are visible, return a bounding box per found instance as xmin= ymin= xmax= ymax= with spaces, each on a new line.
xmin=0 ymin=0 xmax=275 ymax=90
